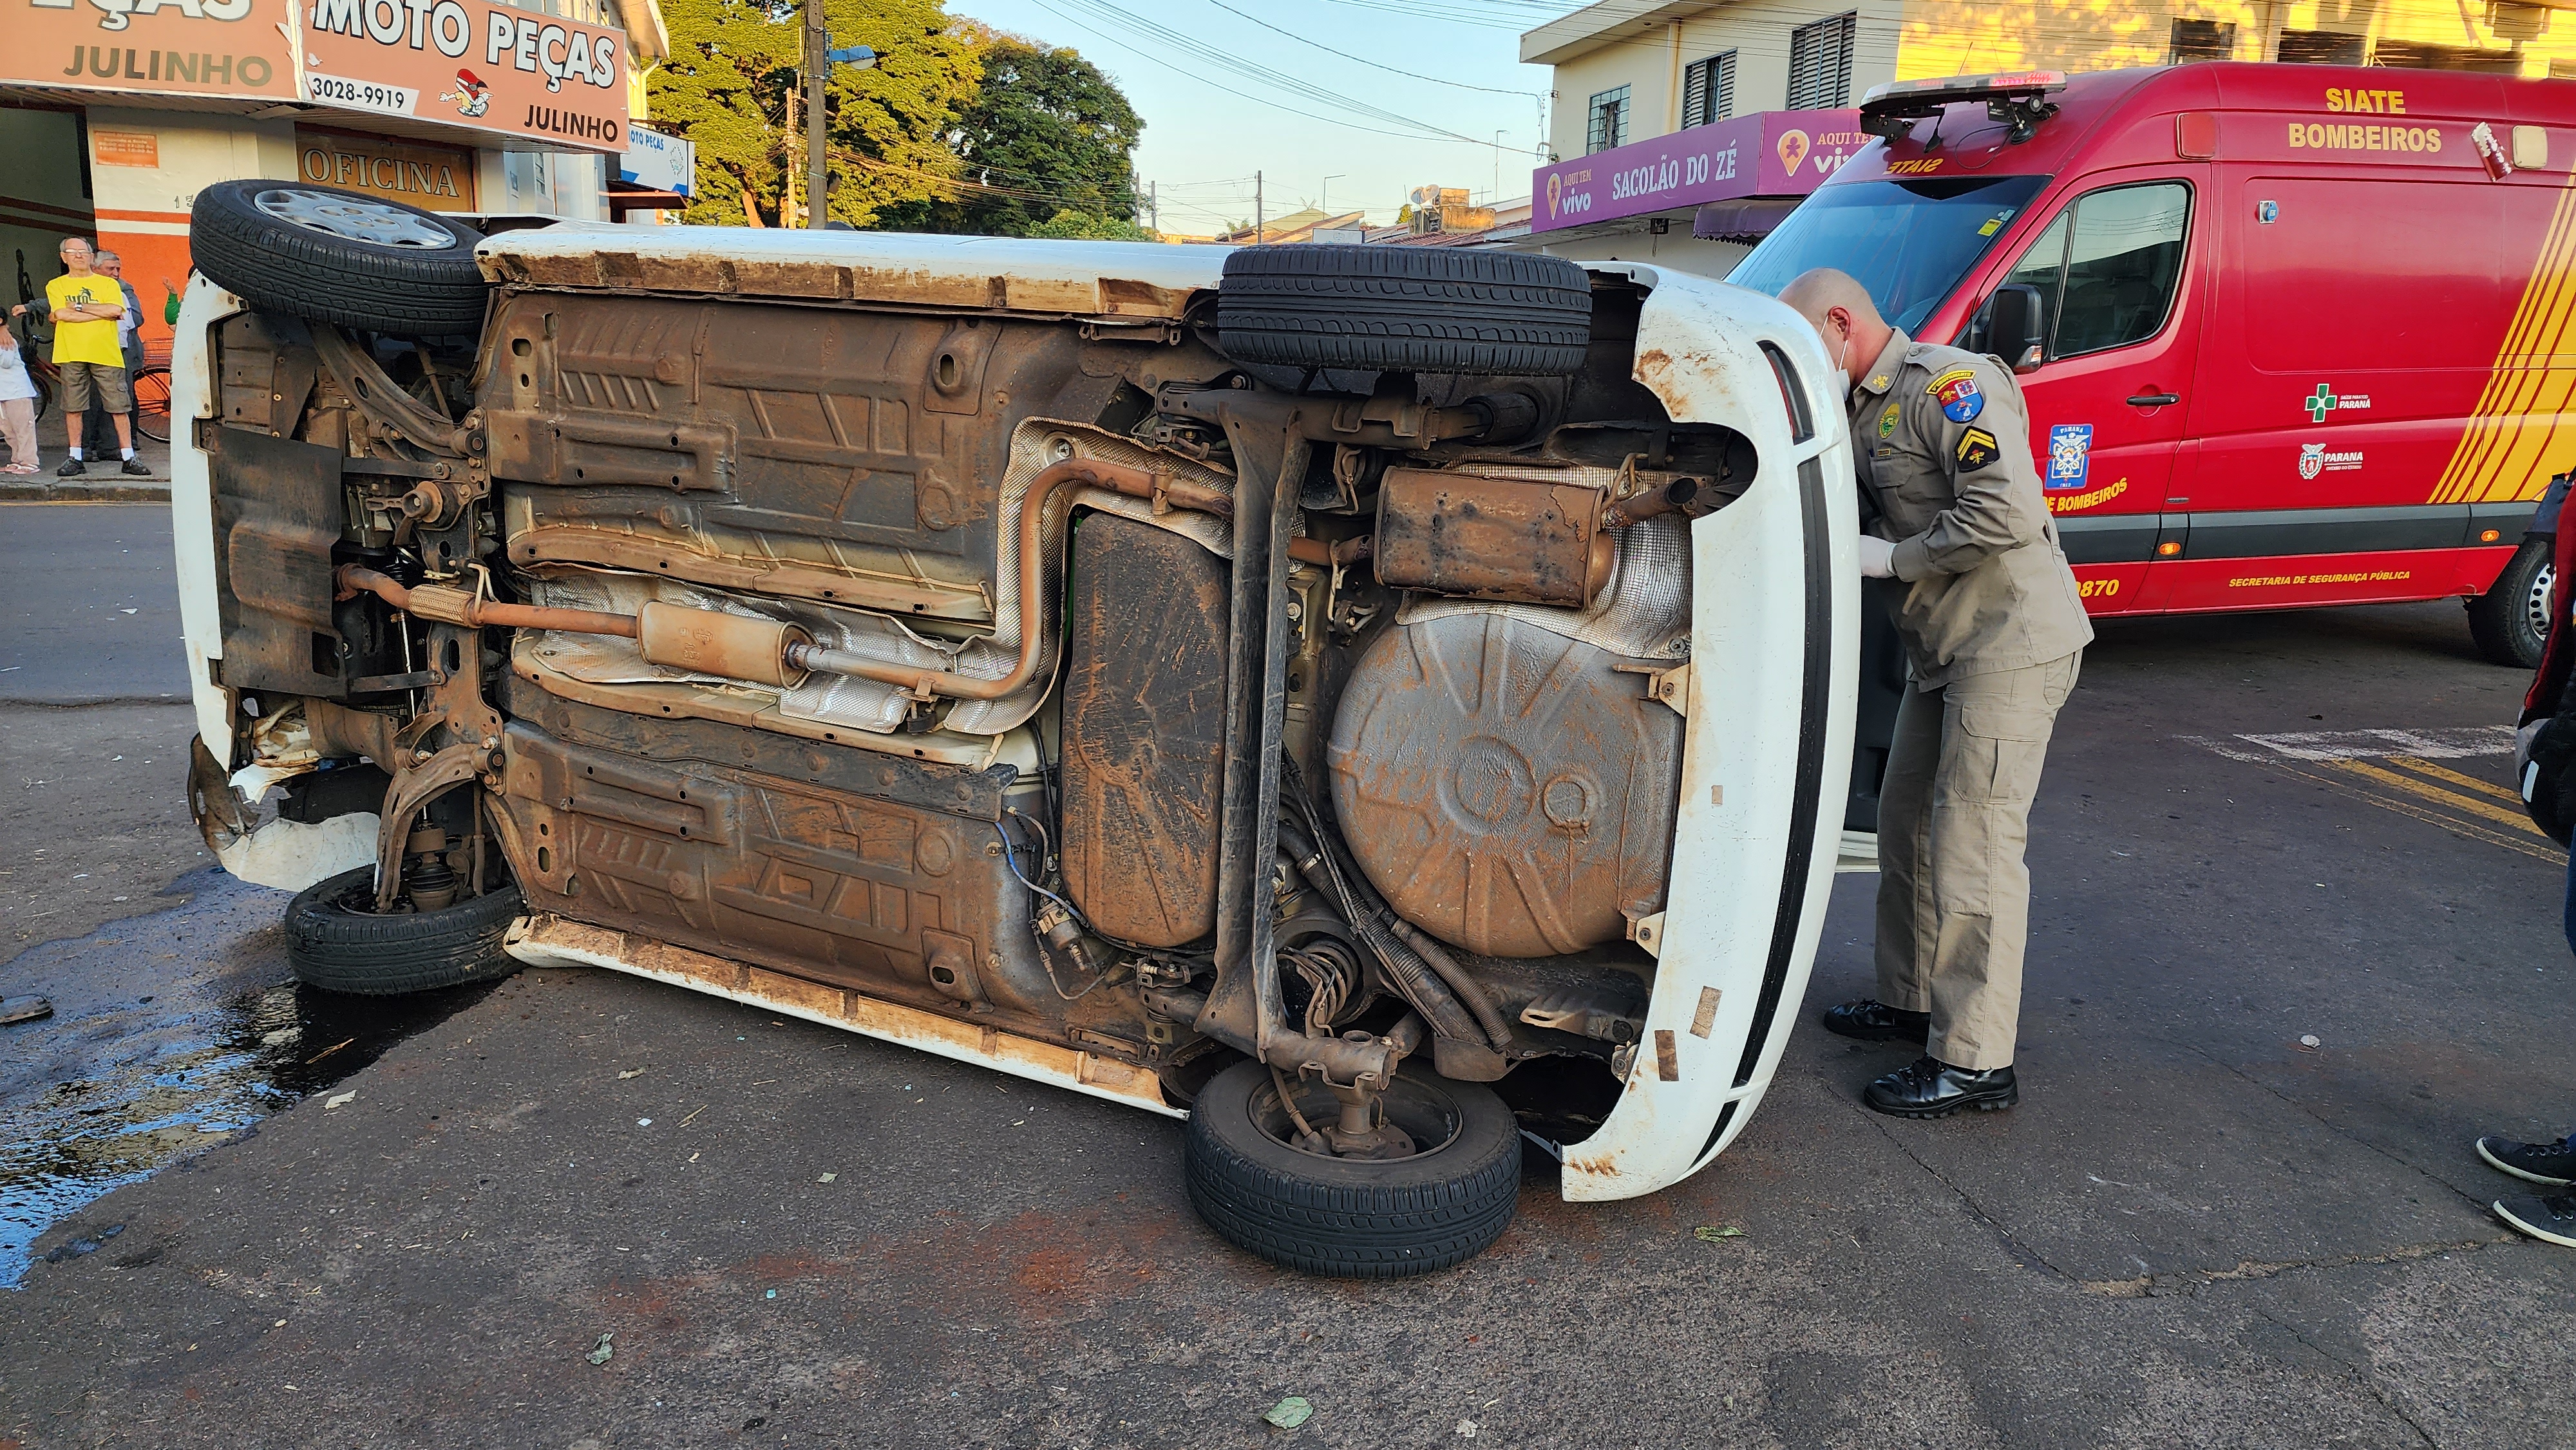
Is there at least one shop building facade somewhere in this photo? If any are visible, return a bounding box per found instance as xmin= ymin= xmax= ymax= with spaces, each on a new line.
xmin=3 ymin=0 xmax=673 ymax=350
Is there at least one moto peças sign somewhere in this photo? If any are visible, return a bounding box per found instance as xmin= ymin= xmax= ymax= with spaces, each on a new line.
xmin=301 ymin=0 xmax=631 ymax=151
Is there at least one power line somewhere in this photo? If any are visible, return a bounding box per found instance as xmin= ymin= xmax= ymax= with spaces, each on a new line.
xmin=1032 ymin=0 xmax=1533 ymax=151
xmin=1199 ymin=0 xmax=1546 ymax=96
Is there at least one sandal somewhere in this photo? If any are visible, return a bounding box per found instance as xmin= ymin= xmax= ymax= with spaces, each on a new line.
xmin=1 ymin=462 xmax=37 ymax=475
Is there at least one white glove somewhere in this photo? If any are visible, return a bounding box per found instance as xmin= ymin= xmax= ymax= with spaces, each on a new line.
xmin=1858 ymin=534 xmax=1896 ymax=579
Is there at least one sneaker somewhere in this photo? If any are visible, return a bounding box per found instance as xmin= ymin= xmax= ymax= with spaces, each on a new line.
xmin=55 ymin=457 xmax=84 ymax=476
xmin=2475 ymin=1134 xmax=2576 ymax=1186
xmin=2494 ymin=1191 xmax=2576 ymax=1247
xmin=120 ymin=457 xmax=150 ymax=476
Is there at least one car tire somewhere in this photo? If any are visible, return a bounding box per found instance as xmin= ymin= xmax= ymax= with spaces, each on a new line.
xmin=2468 ymin=535 xmax=2554 ymax=670
xmin=1217 ymin=245 xmax=1591 ymax=377
xmin=285 ymin=866 xmax=524 ymax=995
xmin=1182 ymin=1059 xmax=1520 ymax=1277
xmin=189 ymin=180 xmax=489 ymax=337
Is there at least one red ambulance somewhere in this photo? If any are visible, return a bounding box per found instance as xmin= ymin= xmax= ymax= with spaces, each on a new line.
xmin=1732 ymin=62 xmax=2576 ymax=666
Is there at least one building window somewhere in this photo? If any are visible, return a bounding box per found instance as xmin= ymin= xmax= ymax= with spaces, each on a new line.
xmin=1786 ymin=13 xmax=1858 ymax=110
xmin=2168 ymin=19 xmax=2235 ymax=63
xmin=1587 ymin=86 xmax=1631 ymax=154
xmin=2371 ymin=38 xmax=2523 ymax=73
xmin=1681 ymin=52 xmax=1736 ymax=129
xmin=2276 ymin=30 xmax=2367 ymax=66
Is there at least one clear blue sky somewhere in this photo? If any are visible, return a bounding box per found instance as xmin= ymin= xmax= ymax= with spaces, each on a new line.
xmin=948 ymin=0 xmax=1575 ymax=232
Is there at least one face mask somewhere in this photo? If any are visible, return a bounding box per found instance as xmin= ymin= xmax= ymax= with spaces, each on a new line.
xmin=1833 ymin=330 xmax=1853 ymax=399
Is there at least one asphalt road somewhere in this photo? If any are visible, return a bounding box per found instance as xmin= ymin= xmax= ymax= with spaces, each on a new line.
xmin=3 ymin=502 xmax=2571 ymax=1448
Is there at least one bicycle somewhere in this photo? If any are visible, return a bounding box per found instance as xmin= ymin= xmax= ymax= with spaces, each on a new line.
xmin=132 ymin=363 xmax=170 ymax=443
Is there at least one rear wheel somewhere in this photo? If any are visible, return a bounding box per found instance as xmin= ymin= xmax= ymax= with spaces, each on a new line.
xmin=1182 ymin=1060 xmax=1520 ymax=1277
xmin=2468 ymin=536 xmax=2553 ymax=669
xmin=1217 ymin=245 xmax=1591 ymax=377
xmin=285 ymin=866 xmax=523 ymax=995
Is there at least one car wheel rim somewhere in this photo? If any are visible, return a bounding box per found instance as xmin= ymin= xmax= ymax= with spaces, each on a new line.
xmin=254 ymin=189 xmax=455 ymax=249
xmin=1250 ymin=1071 xmax=1464 ymax=1162
xmin=2528 ymin=560 xmax=2556 ymax=641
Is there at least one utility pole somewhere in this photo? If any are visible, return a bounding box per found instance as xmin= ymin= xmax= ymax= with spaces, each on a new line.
xmin=1255 ymin=170 xmax=1263 ymax=245
xmin=803 ymin=0 xmax=828 ymax=229
xmin=1148 ymin=180 xmax=1158 ymax=235
xmin=1493 ymin=130 xmax=1504 ymax=203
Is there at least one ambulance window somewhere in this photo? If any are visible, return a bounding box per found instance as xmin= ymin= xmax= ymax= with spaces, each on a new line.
xmin=2049 ymin=182 xmax=2192 ymax=358
xmin=1998 ymin=213 xmax=2070 ymax=345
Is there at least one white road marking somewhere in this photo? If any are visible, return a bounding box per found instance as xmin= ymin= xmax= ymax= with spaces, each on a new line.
xmin=2179 ymin=726 xmax=2515 ymax=764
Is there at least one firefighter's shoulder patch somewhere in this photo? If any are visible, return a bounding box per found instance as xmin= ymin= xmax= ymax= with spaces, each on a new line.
xmin=1955 ymin=426 xmax=2002 ymax=471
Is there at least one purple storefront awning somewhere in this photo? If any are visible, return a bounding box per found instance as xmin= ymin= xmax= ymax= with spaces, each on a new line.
xmin=1531 ymin=108 xmax=1866 ymax=234
xmin=1692 ymin=197 xmax=1805 ymax=242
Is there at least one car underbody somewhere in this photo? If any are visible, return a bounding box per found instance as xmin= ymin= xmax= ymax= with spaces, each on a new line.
xmin=173 ymin=206 xmax=1858 ymax=1275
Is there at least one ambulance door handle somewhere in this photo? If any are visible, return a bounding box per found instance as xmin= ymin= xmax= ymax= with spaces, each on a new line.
xmin=2126 ymin=390 xmax=2181 ymax=407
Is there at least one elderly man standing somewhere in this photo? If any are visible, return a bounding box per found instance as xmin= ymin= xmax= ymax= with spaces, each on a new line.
xmin=8 ymin=236 xmax=147 ymax=477
xmin=95 ymin=249 xmax=147 ymax=447
xmin=1777 ymin=267 xmax=2092 ymax=1118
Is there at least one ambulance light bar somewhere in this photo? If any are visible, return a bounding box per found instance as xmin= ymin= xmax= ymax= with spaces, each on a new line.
xmin=1859 ymin=71 xmax=2068 ymax=143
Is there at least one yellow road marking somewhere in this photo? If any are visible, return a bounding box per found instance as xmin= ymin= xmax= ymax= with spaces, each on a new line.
xmin=2326 ymin=758 xmax=2550 ymax=838
xmin=2277 ymin=761 xmax=2564 ymax=863
xmin=2385 ymin=755 xmax=2526 ymax=806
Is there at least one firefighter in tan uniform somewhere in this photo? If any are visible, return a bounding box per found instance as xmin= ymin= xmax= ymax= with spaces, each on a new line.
xmin=1779 ymin=268 xmax=2094 ymax=1118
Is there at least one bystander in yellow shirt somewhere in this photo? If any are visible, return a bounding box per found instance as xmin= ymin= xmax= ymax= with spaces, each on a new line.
xmin=44 ymin=273 xmax=126 ymax=368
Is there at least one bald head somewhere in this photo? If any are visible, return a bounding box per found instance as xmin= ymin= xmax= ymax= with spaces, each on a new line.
xmin=1778 ymin=267 xmax=1890 ymax=390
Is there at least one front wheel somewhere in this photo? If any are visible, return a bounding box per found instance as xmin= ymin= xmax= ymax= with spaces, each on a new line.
xmin=1182 ymin=1060 xmax=1521 ymax=1278
xmin=285 ymin=866 xmax=524 ymax=995
xmin=2468 ymin=535 xmax=2554 ymax=669
xmin=131 ymin=366 xmax=171 ymax=443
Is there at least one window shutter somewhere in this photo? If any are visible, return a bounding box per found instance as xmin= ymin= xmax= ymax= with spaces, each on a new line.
xmin=1786 ymin=13 xmax=1858 ymax=110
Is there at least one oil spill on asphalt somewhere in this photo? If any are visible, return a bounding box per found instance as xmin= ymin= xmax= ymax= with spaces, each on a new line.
xmin=0 ymin=866 xmax=498 ymax=1286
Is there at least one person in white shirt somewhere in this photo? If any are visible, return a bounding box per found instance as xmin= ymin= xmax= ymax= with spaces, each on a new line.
xmin=0 ymin=317 xmax=38 ymax=475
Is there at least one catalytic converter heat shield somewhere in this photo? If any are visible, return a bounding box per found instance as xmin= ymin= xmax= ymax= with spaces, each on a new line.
xmin=1370 ymin=467 xmax=1615 ymax=607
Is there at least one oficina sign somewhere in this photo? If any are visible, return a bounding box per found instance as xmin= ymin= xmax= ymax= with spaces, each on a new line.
xmin=1535 ymin=109 xmax=1864 ymax=234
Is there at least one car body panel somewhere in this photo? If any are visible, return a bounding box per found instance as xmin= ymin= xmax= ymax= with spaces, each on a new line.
xmin=1557 ymin=265 xmax=1857 ymax=1201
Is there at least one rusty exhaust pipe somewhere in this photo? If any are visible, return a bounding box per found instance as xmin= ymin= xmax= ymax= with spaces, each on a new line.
xmin=338 ymin=457 xmax=1229 ymax=705
xmin=336 ymin=565 xmax=642 ymax=637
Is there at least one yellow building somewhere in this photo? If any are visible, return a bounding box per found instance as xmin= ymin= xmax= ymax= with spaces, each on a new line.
xmin=1516 ymin=0 xmax=2575 ymax=267
xmin=1527 ymin=0 xmax=2576 ymax=167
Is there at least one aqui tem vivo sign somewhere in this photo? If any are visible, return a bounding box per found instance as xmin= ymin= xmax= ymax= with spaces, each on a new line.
xmin=17 ymin=0 xmax=298 ymax=99
xmin=299 ymin=0 xmax=631 ymax=151
xmin=1533 ymin=109 xmax=1864 ymax=234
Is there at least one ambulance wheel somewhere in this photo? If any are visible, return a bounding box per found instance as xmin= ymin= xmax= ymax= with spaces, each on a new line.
xmin=1181 ymin=1060 xmax=1520 ymax=1279
xmin=2468 ymin=536 xmax=2553 ymax=670
xmin=285 ymin=867 xmax=524 ymax=996
xmin=189 ymin=181 xmax=488 ymax=337
xmin=1217 ymin=245 xmax=1591 ymax=377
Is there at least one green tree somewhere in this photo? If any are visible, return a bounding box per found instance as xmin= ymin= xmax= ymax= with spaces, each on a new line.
xmin=1025 ymin=209 xmax=1151 ymax=241
xmin=650 ymin=0 xmax=980 ymax=228
xmin=883 ymin=30 xmax=1143 ymax=236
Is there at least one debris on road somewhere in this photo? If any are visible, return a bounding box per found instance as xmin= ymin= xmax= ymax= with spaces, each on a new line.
xmin=618 ymin=1068 xmax=645 ymax=1079
xmin=303 ymin=1037 xmax=354 ymax=1066
xmin=1264 ymin=1397 xmax=1313 ymax=1429
xmin=1694 ymin=1225 xmax=1747 ymax=1242
xmin=817 ymin=1173 xmax=836 ymax=1183
xmin=2297 ymin=1035 xmax=2322 ymax=1052
xmin=586 ymin=1333 xmax=614 ymax=1366
xmin=323 ymin=1091 xmax=355 ymax=1109
xmin=1 ymin=996 xmax=54 ymax=1025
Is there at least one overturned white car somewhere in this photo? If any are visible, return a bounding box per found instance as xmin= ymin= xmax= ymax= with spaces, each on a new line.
xmin=171 ymin=180 xmax=1862 ymax=1276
